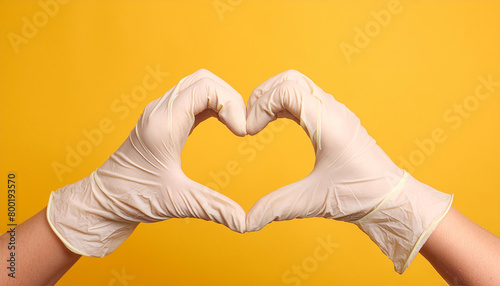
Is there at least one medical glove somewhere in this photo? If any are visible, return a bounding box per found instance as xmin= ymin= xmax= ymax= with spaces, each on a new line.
xmin=47 ymin=69 xmax=247 ymax=257
xmin=245 ymin=70 xmax=453 ymax=274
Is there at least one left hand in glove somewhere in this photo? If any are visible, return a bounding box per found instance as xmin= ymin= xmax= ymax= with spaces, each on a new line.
xmin=47 ymin=69 xmax=248 ymax=257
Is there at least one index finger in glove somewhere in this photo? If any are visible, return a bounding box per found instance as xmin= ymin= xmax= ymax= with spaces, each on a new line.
xmin=143 ymin=69 xmax=247 ymax=138
xmin=247 ymin=69 xmax=324 ymax=112
xmin=246 ymin=78 xmax=323 ymax=150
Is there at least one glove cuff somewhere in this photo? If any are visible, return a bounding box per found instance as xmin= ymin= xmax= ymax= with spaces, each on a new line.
xmin=47 ymin=172 xmax=139 ymax=257
xmin=353 ymin=170 xmax=453 ymax=274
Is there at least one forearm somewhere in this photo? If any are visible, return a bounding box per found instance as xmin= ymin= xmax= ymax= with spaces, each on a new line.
xmin=420 ymin=207 xmax=500 ymax=286
xmin=0 ymin=208 xmax=81 ymax=286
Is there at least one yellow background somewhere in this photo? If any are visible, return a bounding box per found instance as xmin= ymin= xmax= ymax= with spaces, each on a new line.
xmin=1 ymin=0 xmax=499 ymax=285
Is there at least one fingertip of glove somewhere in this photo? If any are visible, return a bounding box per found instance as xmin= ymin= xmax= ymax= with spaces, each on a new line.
xmin=227 ymin=204 xmax=247 ymax=233
xmin=245 ymin=105 xmax=273 ymax=136
xmin=245 ymin=118 xmax=265 ymax=136
xmin=245 ymin=126 xmax=259 ymax=136
xmin=219 ymin=116 xmax=246 ymax=137
xmin=245 ymin=212 xmax=266 ymax=233
xmin=235 ymin=125 xmax=247 ymax=137
xmin=235 ymin=213 xmax=247 ymax=234
xmin=220 ymin=107 xmax=247 ymax=137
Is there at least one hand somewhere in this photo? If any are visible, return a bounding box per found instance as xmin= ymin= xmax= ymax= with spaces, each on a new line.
xmin=245 ymin=70 xmax=453 ymax=273
xmin=47 ymin=69 xmax=247 ymax=257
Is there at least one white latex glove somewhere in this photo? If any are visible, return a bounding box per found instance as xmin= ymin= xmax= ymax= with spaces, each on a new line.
xmin=47 ymin=69 xmax=247 ymax=257
xmin=245 ymin=70 xmax=453 ymax=274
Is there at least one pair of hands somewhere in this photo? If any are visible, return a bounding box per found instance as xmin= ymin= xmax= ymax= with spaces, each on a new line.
xmin=47 ymin=69 xmax=452 ymax=273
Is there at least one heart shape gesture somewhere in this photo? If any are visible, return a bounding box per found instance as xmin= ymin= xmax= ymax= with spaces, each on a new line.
xmin=48 ymin=69 xmax=452 ymax=274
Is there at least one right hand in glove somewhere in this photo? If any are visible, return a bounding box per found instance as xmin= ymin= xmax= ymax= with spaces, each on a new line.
xmin=245 ymin=70 xmax=453 ymax=273
xmin=47 ymin=69 xmax=247 ymax=257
